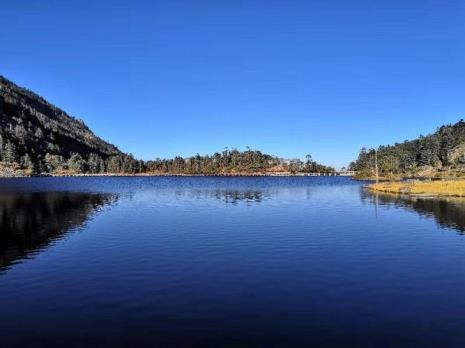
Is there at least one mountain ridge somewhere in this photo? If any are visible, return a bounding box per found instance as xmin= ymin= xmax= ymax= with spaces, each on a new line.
xmin=0 ymin=75 xmax=121 ymax=157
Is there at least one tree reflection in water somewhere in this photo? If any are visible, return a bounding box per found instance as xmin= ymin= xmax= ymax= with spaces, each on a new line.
xmin=0 ymin=191 xmax=116 ymax=271
xmin=213 ymin=190 xmax=266 ymax=204
xmin=362 ymin=190 xmax=465 ymax=234
xmin=171 ymin=189 xmax=268 ymax=205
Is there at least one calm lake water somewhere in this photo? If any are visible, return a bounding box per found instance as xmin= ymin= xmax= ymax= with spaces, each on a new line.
xmin=1 ymin=177 xmax=465 ymax=347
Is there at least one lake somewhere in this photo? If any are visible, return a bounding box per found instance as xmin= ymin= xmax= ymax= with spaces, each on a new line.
xmin=1 ymin=176 xmax=465 ymax=347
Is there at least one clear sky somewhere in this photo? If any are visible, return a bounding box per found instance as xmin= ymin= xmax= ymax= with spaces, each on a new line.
xmin=1 ymin=1 xmax=464 ymax=168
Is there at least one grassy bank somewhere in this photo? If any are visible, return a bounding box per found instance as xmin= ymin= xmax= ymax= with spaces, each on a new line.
xmin=369 ymin=180 xmax=465 ymax=197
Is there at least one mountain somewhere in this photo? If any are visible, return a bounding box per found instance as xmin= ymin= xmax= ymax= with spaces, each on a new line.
xmin=0 ymin=75 xmax=126 ymax=174
xmin=350 ymin=120 xmax=465 ymax=178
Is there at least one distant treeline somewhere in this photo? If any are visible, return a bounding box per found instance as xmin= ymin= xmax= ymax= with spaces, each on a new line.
xmin=144 ymin=150 xmax=335 ymax=175
xmin=350 ymin=120 xmax=465 ymax=178
xmin=0 ymin=139 xmax=334 ymax=175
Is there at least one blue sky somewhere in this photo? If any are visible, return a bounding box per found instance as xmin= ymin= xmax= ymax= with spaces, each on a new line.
xmin=1 ymin=1 xmax=464 ymax=168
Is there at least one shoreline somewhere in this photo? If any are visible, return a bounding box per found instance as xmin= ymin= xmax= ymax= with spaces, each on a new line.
xmin=367 ymin=180 xmax=465 ymax=198
xmin=0 ymin=172 xmax=353 ymax=178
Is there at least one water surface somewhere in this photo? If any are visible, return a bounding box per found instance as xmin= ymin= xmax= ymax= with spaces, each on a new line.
xmin=1 ymin=177 xmax=464 ymax=347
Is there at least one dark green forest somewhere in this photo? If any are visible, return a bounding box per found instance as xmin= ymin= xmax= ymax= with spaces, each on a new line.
xmin=350 ymin=120 xmax=465 ymax=178
xmin=0 ymin=75 xmax=334 ymax=176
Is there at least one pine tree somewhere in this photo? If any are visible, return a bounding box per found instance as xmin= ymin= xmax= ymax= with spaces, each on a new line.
xmin=107 ymin=156 xmax=122 ymax=173
xmin=88 ymin=153 xmax=105 ymax=174
xmin=0 ymin=134 xmax=3 ymax=162
xmin=67 ymin=153 xmax=87 ymax=173
xmin=4 ymin=140 xmax=17 ymax=164
xmin=20 ymin=154 xmax=35 ymax=172
xmin=44 ymin=153 xmax=63 ymax=173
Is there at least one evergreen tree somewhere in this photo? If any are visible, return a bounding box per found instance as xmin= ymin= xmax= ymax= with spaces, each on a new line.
xmin=44 ymin=153 xmax=64 ymax=173
xmin=88 ymin=153 xmax=105 ymax=174
xmin=107 ymin=156 xmax=122 ymax=173
xmin=20 ymin=154 xmax=35 ymax=172
xmin=4 ymin=140 xmax=17 ymax=164
xmin=67 ymin=153 xmax=87 ymax=173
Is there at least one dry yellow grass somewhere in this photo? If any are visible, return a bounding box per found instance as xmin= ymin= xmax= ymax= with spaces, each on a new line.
xmin=369 ymin=180 xmax=465 ymax=197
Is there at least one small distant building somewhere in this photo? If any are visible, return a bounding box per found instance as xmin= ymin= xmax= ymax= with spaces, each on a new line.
xmin=278 ymin=158 xmax=301 ymax=166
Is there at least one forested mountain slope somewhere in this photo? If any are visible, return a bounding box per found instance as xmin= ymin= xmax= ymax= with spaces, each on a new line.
xmin=0 ymin=75 xmax=125 ymax=174
xmin=350 ymin=120 xmax=465 ymax=178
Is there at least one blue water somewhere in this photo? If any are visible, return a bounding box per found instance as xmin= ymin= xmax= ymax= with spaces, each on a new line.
xmin=1 ymin=177 xmax=465 ymax=347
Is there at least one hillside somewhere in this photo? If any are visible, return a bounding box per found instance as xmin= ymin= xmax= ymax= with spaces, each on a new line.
xmin=0 ymin=75 xmax=132 ymax=174
xmin=350 ymin=120 xmax=465 ymax=179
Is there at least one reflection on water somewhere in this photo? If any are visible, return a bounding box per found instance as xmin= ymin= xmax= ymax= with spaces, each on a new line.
xmin=362 ymin=190 xmax=465 ymax=234
xmin=172 ymin=189 xmax=268 ymax=204
xmin=0 ymin=187 xmax=265 ymax=272
xmin=211 ymin=190 xmax=266 ymax=204
xmin=0 ymin=191 xmax=116 ymax=271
